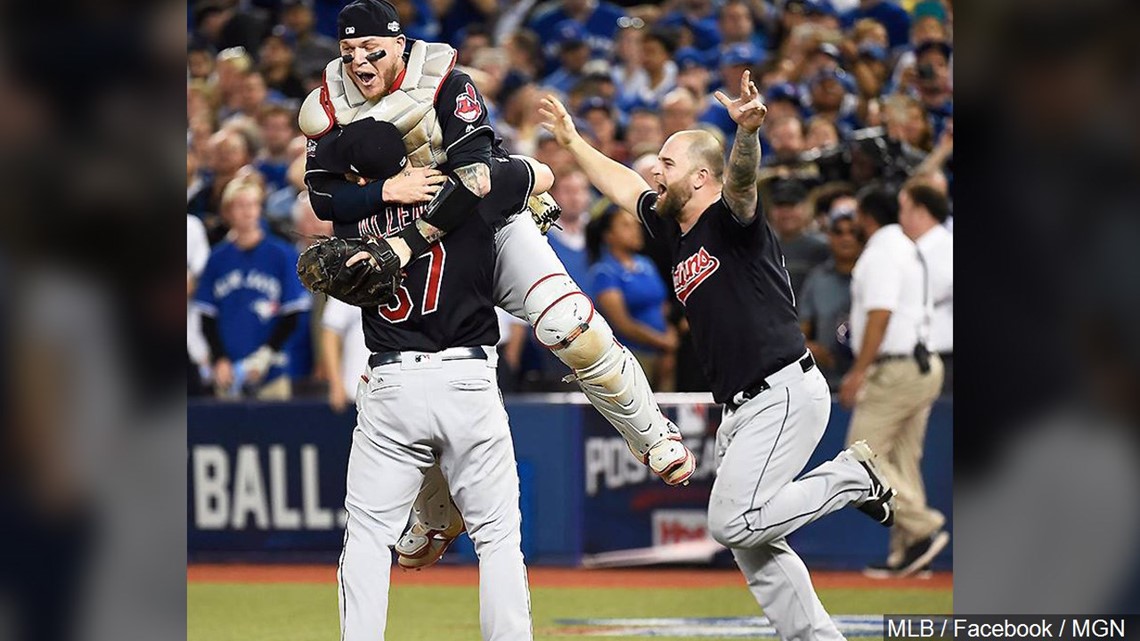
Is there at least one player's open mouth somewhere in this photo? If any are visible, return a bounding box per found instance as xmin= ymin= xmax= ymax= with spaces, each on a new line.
xmin=656 ymin=183 xmax=667 ymax=196
xmin=356 ymin=71 xmax=377 ymax=87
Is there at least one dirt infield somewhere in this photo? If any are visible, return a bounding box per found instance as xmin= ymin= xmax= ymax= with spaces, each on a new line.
xmin=188 ymin=564 xmax=951 ymax=590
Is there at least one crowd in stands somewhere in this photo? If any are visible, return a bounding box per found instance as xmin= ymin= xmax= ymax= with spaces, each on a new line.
xmin=187 ymin=0 xmax=953 ymax=401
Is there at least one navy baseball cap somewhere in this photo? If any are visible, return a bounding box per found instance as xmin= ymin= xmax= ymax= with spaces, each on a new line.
xmin=770 ymin=179 xmax=807 ymax=205
xmin=915 ymin=39 xmax=953 ymax=60
xmin=317 ymin=119 xmax=407 ymax=179
xmin=765 ymin=82 xmax=801 ymax=105
xmin=857 ymin=43 xmax=888 ymax=62
xmin=803 ymin=0 xmax=837 ymax=17
xmin=810 ymin=67 xmax=854 ymax=92
xmin=674 ymin=46 xmax=706 ymax=71
xmin=338 ymin=0 xmax=402 ymax=40
xmin=577 ymin=96 xmax=612 ymax=118
xmin=554 ymin=20 xmax=589 ymax=48
xmin=720 ymin=43 xmax=763 ymax=67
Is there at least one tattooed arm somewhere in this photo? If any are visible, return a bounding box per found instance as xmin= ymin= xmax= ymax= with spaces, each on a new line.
xmin=713 ymin=69 xmax=768 ymax=224
xmin=454 ymin=162 xmax=491 ymax=197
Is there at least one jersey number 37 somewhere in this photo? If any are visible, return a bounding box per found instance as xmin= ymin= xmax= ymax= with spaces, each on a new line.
xmin=378 ymin=243 xmax=446 ymax=323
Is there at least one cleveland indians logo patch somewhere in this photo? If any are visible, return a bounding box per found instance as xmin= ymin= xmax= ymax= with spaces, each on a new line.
xmin=673 ymin=247 xmax=720 ymax=305
xmin=454 ymin=83 xmax=483 ymax=123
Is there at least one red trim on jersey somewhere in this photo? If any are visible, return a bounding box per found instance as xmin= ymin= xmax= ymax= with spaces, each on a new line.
xmin=533 ymin=291 xmax=594 ymax=349
xmin=523 ymin=273 xmax=568 ymax=304
xmin=388 ymin=66 xmax=407 ymax=94
xmin=433 ymin=51 xmax=459 ymax=105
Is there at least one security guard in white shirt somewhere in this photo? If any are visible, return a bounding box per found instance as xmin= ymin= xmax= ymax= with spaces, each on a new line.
xmin=840 ymin=185 xmax=948 ymax=579
xmin=899 ymin=182 xmax=953 ymax=395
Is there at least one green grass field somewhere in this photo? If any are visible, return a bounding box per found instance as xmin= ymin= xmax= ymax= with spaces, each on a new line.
xmin=188 ymin=579 xmax=951 ymax=640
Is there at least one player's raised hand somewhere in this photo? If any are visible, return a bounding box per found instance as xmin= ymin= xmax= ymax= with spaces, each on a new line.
xmin=382 ymin=166 xmax=448 ymax=204
xmin=714 ymin=70 xmax=767 ymax=134
xmin=538 ymin=95 xmax=580 ymax=146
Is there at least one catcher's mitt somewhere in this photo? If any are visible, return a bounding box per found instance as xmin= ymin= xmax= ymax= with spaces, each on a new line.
xmin=297 ymin=236 xmax=402 ymax=307
xmin=528 ymin=193 xmax=562 ymax=234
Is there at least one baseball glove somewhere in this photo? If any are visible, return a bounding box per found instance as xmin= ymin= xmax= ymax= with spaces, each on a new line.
xmin=528 ymin=192 xmax=562 ymax=234
xmin=297 ymin=236 xmax=403 ymax=307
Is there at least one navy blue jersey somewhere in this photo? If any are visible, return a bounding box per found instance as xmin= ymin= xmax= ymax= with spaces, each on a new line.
xmin=635 ymin=191 xmax=805 ymax=404
xmin=360 ymin=155 xmax=534 ymax=353
xmin=192 ymin=236 xmax=312 ymax=380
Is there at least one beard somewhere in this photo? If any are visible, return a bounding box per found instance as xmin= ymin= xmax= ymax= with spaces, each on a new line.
xmin=656 ymin=182 xmax=691 ymax=220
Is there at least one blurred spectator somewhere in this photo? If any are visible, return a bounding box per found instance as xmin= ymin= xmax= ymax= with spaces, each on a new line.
xmin=195 ymin=127 xmax=256 ymax=241
xmin=546 ymin=170 xmax=593 ymax=286
xmin=544 ymin=21 xmax=594 ymax=94
xmin=913 ymin=40 xmax=953 ymax=139
xmin=456 ymin=22 xmax=492 ymax=68
xmin=660 ymin=88 xmax=699 ymax=138
xmin=804 ymin=67 xmax=862 ymax=137
xmin=899 ymin=182 xmax=953 ymax=396
xmin=847 ymin=34 xmax=891 ymax=99
xmin=391 ymin=0 xmax=441 ymax=41
xmin=193 ymin=0 xmax=268 ymax=54
xmin=658 ymin=0 xmax=720 ymax=53
xmin=763 ymin=115 xmax=806 ymax=165
xmin=533 ymin=131 xmax=577 ymax=177
xmin=504 ymin=30 xmax=544 ymax=80
xmin=579 ymin=98 xmax=628 ymax=164
xmin=765 ymin=178 xmax=830 ymax=296
xmin=716 ymin=0 xmax=770 ymax=56
xmin=278 ymin=0 xmax=340 ymax=80
xmin=258 ymin=26 xmax=307 ymax=100
xmin=839 ymin=0 xmax=912 ymax=51
xmin=882 ymin=93 xmax=934 ymax=153
xmin=187 ymin=146 xmax=209 ymax=219
xmin=213 ymin=46 xmax=254 ymax=121
xmin=264 ymin=147 xmax=308 ymax=223
xmin=586 ymin=206 xmax=676 ymax=388
xmin=621 ymin=28 xmax=679 ymax=109
xmin=320 ymin=296 xmax=367 ymax=413
xmin=254 ymin=104 xmax=300 ymax=193
xmin=436 ymin=0 xmax=498 ymax=47
xmin=624 ymin=108 xmax=665 ymax=160
xmin=842 ymin=184 xmax=947 ymax=578
xmin=193 ymin=180 xmax=312 ymax=401
xmin=887 ymin=10 xmax=948 ymax=95
xmin=188 ymin=39 xmax=217 ymax=81
xmin=763 ymin=82 xmax=804 ymax=124
xmin=223 ymin=71 xmax=282 ymax=124
xmin=809 ymin=180 xmax=856 ymax=235
xmin=799 ymin=207 xmax=862 ymax=390
xmin=529 ymin=0 xmax=627 ymax=67
xmin=700 ymin=42 xmax=762 ymax=141
xmin=188 ymin=214 xmax=212 ymax=396
xmin=805 ymin=114 xmax=840 ymax=152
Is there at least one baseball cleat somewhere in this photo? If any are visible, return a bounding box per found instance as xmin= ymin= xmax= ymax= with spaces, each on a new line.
xmin=395 ymin=509 xmax=466 ymax=570
xmin=896 ymin=531 xmax=949 ymax=577
xmin=847 ymin=440 xmax=896 ymax=526
xmin=646 ymin=438 xmax=697 ymax=486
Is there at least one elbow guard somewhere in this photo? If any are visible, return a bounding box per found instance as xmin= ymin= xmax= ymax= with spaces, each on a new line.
xmin=397 ymin=176 xmax=483 ymax=257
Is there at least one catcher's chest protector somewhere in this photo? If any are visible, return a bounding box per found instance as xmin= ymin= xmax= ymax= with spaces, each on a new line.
xmin=323 ymin=41 xmax=457 ymax=168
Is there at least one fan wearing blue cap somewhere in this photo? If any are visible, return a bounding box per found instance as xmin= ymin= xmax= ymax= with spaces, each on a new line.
xmin=716 ymin=0 xmax=771 ymax=56
xmin=839 ymin=0 xmax=912 ymax=51
xmin=542 ymin=20 xmax=594 ymax=94
xmin=527 ymin=0 xmax=627 ymax=70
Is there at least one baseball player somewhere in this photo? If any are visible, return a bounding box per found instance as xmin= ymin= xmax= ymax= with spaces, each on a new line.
xmin=299 ymin=0 xmax=695 ymax=567
xmin=539 ymin=74 xmax=895 ymax=641
xmin=315 ymin=117 xmax=538 ymax=640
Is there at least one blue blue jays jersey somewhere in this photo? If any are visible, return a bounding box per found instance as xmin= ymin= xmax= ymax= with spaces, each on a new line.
xmin=192 ymin=236 xmax=311 ymax=381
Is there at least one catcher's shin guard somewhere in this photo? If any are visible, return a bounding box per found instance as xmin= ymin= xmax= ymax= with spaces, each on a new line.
xmin=396 ymin=464 xmax=465 ymax=569
xmin=523 ymin=274 xmax=696 ymax=485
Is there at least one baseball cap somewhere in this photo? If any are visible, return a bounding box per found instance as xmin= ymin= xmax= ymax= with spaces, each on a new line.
xmin=337 ymin=0 xmax=402 ymax=40
xmin=770 ymin=179 xmax=807 ymax=205
xmin=829 ymin=204 xmax=856 ymax=226
xmin=788 ymin=0 xmax=836 ymax=17
xmin=577 ymin=96 xmax=612 ymax=118
xmin=316 ymin=119 xmax=407 ymax=179
xmin=674 ymin=47 xmax=706 ymax=71
xmin=582 ymin=58 xmax=614 ymax=80
xmin=814 ymin=42 xmax=842 ymax=62
xmin=720 ymin=43 xmax=763 ymax=68
xmin=265 ymin=24 xmax=298 ymax=48
xmin=810 ymin=67 xmax=854 ymax=92
xmin=857 ymin=43 xmax=888 ymax=62
xmin=915 ymin=39 xmax=953 ymax=60
xmin=765 ymin=82 xmax=801 ymax=105
xmin=554 ymin=20 xmax=589 ymax=49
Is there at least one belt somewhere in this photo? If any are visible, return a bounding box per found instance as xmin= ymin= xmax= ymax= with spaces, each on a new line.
xmin=728 ymin=352 xmax=816 ymax=409
xmin=874 ymin=353 xmax=913 ymax=364
xmin=368 ymin=346 xmax=488 ymax=369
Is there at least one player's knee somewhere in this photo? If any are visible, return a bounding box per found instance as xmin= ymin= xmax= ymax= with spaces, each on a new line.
xmin=523 ymin=274 xmax=613 ymax=369
xmin=707 ymin=502 xmax=763 ymax=548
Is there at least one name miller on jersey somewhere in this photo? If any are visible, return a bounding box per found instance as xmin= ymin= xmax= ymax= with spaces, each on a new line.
xmin=672 ymin=246 xmax=720 ymax=305
xmin=358 ymin=202 xmax=429 ymax=238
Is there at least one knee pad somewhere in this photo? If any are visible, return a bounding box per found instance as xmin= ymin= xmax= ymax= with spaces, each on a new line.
xmin=523 ymin=274 xmax=680 ymax=460
xmin=523 ymin=274 xmax=612 ymax=370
